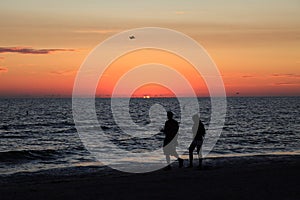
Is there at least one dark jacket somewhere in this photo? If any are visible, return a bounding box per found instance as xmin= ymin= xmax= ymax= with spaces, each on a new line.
xmin=163 ymin=119 xmax=179 ymax=146
xmin=194 ymin=120 xmax=206 ymax=141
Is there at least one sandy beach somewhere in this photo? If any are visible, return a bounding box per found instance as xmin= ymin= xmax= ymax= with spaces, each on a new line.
xmin=1 ymin=155 xmax=299 ymax=200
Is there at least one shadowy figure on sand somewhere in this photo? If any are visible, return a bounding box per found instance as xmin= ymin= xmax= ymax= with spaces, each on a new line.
xmin=162 ymin=111 xmax=184 ymax=170
xmin=188 ymin=114 xmax=206 ymax=168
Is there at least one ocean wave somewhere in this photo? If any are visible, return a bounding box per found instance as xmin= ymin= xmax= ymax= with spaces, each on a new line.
xmin=0 ymin=149 xmax=67 ymax=163
xmin=0 ymin=135 xmax=29 ymax=139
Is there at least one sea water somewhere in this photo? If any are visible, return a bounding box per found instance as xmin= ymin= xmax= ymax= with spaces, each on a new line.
xmin=0 ymin=97 xmax=299 ymax=174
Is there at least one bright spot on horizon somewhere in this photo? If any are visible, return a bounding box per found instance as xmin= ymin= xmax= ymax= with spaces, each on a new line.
xmin=143 ymin=95 xmax=151 ymax=99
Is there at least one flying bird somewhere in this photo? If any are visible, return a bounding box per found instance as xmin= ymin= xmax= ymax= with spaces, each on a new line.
xmin=129 ymin=35 xmax=135 ymax=40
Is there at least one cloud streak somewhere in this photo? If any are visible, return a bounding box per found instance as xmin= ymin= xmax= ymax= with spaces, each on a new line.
xmin=74 ymin=29 xmax=121 ymax=34
xmin=273 ymin=82 xmax=300 ymax=86
xmin=271 ymin=73 xmax=300 ymax=78
xmin=0 ymin=47 xmax=74 ymax=55
xmin=50 ymin=70 xmax=76 ymax=76
xmin=0 ymin=67 xmax=8 ymax=73
xmin=241 ymin=75 xmax=255 ymax=78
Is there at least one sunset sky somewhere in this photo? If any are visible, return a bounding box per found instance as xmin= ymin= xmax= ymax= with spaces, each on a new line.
xmin=0 ymin=0 xmax=299 ymax=97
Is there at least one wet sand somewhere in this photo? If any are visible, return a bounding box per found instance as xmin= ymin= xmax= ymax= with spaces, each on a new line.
xmin=1 ymin=155 xmax=299 ymax=200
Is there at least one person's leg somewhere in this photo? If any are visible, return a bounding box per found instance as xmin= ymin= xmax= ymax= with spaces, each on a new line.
xmin=196 ymin=141 xmax=203 ymax=168
xmin=196 ymin=142 xmax=201 ymax=157
xmin=173 ymin=151 xmax=179 ymax=159
xmin=170 ymin=148 xmax=184 ymax=168
xmin=188 ymin=141 xmax=196 ymax=167
xmin=163 ymin=155 xmax=172 ymax=170
xmin=178 ymin=157 xmax=184 ymax=168
xmin=174 ymin=152 xmax=184 ymax=168
xmin=166 ymin=155 xmax=171 ymax=164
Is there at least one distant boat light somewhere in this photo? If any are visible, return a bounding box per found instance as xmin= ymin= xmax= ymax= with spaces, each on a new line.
xmin=143 ymin=95 xmax=150 ymax=99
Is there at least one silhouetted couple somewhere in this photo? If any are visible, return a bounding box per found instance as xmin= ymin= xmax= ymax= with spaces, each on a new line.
xmin=162 ymin=111 xmax=205 ymax=170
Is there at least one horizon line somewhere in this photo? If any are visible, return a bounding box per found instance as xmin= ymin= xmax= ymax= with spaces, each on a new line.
xmin=0 ymin=94 xmax=299 ymax=99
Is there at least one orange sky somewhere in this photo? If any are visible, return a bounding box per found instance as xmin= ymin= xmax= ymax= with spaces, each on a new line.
xmin=0 ymin=1 xmax=299 ymax=97
xmin=97 ymin=49 xmax=208 ymax=97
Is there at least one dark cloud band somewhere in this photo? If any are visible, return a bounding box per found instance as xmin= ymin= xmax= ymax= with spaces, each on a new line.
xmin=0 ymin=47 xmax=74 ymax=54
xmin=0 ymin=67 xmax=8 ymax=72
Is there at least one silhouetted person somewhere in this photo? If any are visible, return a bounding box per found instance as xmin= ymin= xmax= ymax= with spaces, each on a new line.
xmin=162 ymin=111 xmax=184 ymax=170
xmin=188 ymin=114 xmax=206 ymax=168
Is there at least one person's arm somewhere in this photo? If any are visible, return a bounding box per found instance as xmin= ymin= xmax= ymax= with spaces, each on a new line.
xmin=175 ymin=121 xmax=179 ymax=133
xmin=162 ymin=121 xmax=167 ymax=134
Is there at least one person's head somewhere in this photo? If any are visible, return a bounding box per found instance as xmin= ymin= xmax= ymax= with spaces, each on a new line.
xmin=192 ymin=114 xmax=200 ymax=122
xmin=167 ymin=111 xmax=174 ymax=119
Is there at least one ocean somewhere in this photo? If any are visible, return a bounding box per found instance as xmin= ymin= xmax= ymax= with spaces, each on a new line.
xmin=0 ymin=97 xmax=299 ymax=175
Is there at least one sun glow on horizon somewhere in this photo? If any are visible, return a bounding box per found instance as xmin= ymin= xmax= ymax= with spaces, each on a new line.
xmin=96 ymin=49 xmax=209 ymax=98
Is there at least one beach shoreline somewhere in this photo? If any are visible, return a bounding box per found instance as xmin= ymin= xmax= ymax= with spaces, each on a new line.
xmin=1 ymin=155 xmax=299 ymax=200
